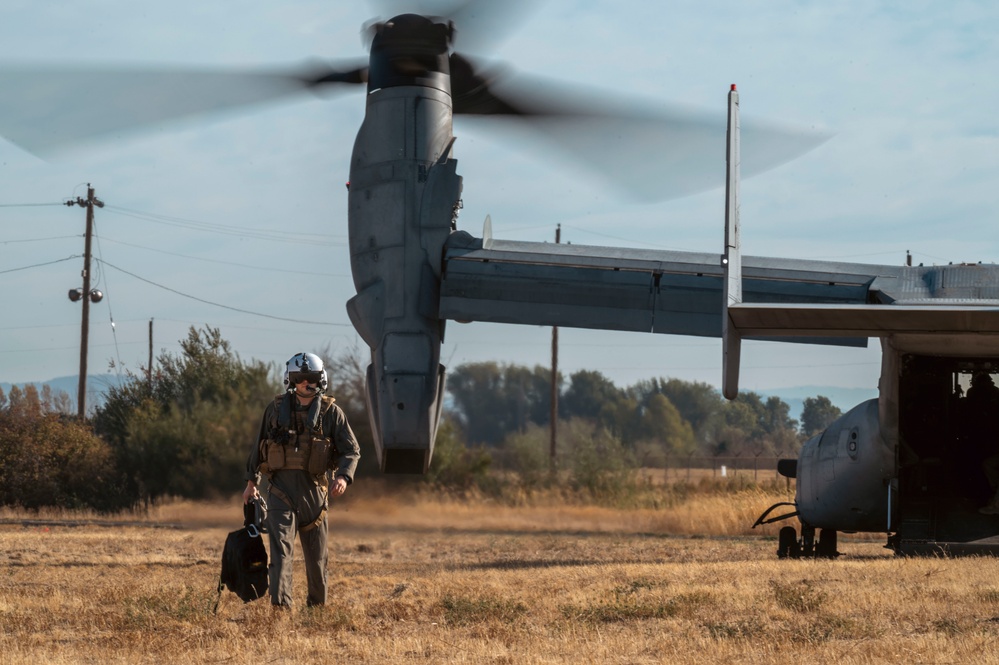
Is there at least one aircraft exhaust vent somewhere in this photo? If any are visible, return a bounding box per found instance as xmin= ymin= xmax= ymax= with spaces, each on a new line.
xmin=383 ymin=449 xmax=429 ymax=474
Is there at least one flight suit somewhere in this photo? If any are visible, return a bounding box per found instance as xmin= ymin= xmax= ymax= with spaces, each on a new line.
xmin=245 ymin=392 xmax=360 ymax=607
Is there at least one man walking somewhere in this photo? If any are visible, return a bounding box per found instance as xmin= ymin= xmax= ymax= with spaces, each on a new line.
xmin=243 ymin=352 xmax=360 ymax=608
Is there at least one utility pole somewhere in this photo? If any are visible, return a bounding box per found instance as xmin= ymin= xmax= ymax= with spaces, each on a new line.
xmin=66 ymin=185 xmax=105 ymax=419
xmin=550 ymin=224 xmax=561 ymax=475
xmin=148 ymin=318 xmax=154 ymax=386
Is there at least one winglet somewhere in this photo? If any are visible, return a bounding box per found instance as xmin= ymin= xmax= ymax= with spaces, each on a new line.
xmin=482 ymin=214 xmax=493 ymax=250
xmin=722 ymin=84 xmax=743 ymax=400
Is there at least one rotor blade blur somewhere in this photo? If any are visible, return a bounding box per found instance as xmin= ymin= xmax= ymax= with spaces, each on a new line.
xmin=0 ymin=62 xmax=367 ymax=155
xmin=454 ymin=65 xmax=831 ymax=201
xmin=368 ymin=0 xmax=541 ymax=54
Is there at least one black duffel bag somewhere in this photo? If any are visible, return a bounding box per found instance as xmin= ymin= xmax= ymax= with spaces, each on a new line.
xmin=214 ymin=498 xmax=268 ymax=611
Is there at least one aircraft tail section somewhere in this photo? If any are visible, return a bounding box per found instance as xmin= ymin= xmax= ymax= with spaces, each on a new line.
xmin=721 ymin=84 xmax=742 ymax=400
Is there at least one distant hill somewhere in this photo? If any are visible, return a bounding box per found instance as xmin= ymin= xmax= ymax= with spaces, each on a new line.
xmin=757 ymin=386 xmax=879 ymax=422
xmin=0 ymin=374 xmax=130 ymax=413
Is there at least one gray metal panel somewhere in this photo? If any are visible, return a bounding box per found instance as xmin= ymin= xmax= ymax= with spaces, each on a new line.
xmin=655 ymin=272 xmax=723 ymax=336
xmin=450 ymin=236 xmax=902 ymax=284
xmin=441 ymin=257 xmax=655 ymax=332
xmin=728 ymin=303 xmax=999 ymax=337
xmin=441 ymin=235 xmax=885 ymax=346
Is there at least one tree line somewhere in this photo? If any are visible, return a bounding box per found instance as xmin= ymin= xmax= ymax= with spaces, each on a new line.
xmin=0 ymin=327 xmax=845 ymax=511
xmin=448 ymin=363 xmax=843 ymax=456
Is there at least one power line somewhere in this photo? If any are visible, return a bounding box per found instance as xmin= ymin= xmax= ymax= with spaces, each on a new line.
xmin=92 ymin=217 xmax=125 ymax=380
xmin=99 ymin=236 xmax=348 ymax=277
xmin=0 ymin=255 xmax=81 ymax=275
xmin=103 ymin=205 xmax=346 ymax=246
xmin=0 ymin=323 xmax=80 ymax=331
xmin=0 ymin=316 xmax=322 ymax=333
xmin=563 ymin=224 xmax=692 ymax=251
xmin=0 ymin=341 xmax=146 ymax=354
xmin=97 ymin=259 xmax=352 ymax=327
xmin=0 ymin=235 xmax=81 ymax=244
xmin=0 ymin=202 xmax=65 ymax=208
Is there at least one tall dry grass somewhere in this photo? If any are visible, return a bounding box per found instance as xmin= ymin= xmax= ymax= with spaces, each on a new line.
xmin=3 ymin=483 xmax=998 ymax=664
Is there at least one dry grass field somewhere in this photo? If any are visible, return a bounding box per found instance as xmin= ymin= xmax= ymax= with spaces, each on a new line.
xmin=3 ymin=482 xmax=999 ymax=664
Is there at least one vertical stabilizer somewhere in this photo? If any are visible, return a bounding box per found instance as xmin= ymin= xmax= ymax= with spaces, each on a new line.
xmin=482 ymin=214 xmax=493 ymax=250
xmin=722 ymin=84 xmax=743 ymax=400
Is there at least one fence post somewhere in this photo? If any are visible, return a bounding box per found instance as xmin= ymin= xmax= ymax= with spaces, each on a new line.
xmin=753 ymin=449 xmax=764 ymax=482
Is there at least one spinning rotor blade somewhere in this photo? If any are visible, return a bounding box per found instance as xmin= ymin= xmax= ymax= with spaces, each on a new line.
xmin=0 ymin=61 xmax=367 ymax=155
xmin=367 ymin=0 xmax=540 ymax=54
xmin=451 ymin=56 xmax=830 ymax=201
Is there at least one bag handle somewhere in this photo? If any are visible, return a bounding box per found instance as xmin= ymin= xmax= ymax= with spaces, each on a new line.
xmin=242 ymin=500 xmax=256 ymax=527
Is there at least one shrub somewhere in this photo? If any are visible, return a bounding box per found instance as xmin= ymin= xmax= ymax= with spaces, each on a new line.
xmin=94 ymin=326 xmax=278 ymax=507
xmin=426 ymin=417 xmax=492 ymax=489
xmin=0 ymin=411 xmax=119 ymax=510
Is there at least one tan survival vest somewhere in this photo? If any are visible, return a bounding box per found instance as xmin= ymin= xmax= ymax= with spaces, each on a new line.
xmin=257 ymin=394 xmax=338 ymax=533
xmin=257 ymin=394 xmax=338 ymax=478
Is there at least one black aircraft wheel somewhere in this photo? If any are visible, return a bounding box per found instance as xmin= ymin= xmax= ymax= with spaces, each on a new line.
xmin=777 ymin=526 xmax=800 ymax=559
xmin=816 ymin=529 xmax=838 ymax=558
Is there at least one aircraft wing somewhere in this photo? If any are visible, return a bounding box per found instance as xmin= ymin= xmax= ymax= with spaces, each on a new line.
xmin=727 ymin=302 xmax=999 ymax=337
xmin=440 ymin=231 xmax=919 ymax=348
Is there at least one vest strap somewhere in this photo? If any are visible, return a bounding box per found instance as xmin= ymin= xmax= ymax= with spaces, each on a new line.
xmin=268 ymin=483 xmax=328 ymax=534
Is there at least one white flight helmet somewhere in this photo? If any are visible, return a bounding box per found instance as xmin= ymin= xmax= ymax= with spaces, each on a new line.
xmin=283 ymin=352 xmax=329 ymax=393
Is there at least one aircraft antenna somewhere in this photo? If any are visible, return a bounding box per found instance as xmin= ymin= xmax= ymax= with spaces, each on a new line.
xmin=550 ymin=224 xmax=561 ymax=475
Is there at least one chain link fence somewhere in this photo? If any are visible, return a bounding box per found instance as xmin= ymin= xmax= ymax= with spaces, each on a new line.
xmin=488 ymin=445 xmax=800 ymax=487
xmin=657 ymin=453 xmax=797 ymax=486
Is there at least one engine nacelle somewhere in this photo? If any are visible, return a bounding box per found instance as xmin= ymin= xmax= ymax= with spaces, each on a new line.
xmin=796 ymin=398 xmax=894 ymax=531
xmin=346 ymin=81 xmax=461 ymax=473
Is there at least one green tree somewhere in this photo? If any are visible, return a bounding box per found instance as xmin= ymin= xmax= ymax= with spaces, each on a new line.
xmin=633 ymin=378 xmax=725 ymax=450
xmin=448 ymin=362 xmax=554 ymax=446
xmin=426 ymin=417 xmax=491 ymax=489
xmin=715 ymin=397 xmax=758 ymax=455
xmin=0 ymin=401 xmax=116 ymax=510
xmin=94 ymin=326 xmax=278 ymax=507
xmin=633 ymin=393 xmax=697 ymax=464
xmin=599 ymin=394 xmax=641 ymax=442
xmin=561 ymin=370 xmax=623 ymax=421
xmin=504 ymin=364 xmax=555 ymax=433
xmin=501 ymin=418 xmax=634 ymax=495
xmin=559 ymin=418 xmax=634 ymax=496
xmin=710 ymin=392 xmax=797 ymax=456
xmin=801 ymin=396 xmax=843 ymax=438
xmin=657 ymin=379 xmax=725 ymax=446
xmin=5 ymin=385 xmax=30 ymax=420
xmin=759 ymin=396 xmax=800 ymax=455
xmin=51 ymin=389 xmax=74 ymax=415
xmin=503 ymin=423 xmax=552 ymax=488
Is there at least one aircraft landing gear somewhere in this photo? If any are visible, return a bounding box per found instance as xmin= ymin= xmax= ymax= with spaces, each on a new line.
xmin=816 ymin=528 xmax=839 ymax=558
xmin=775 ymin=524 xmax=839 ymax=559
xmin=801 ymin=524 xmax=816 ymax=557
xmin=777 ymin=526 xmax=800 ymax=559
xmin=754 ymin=503 xmax=839 ymax=559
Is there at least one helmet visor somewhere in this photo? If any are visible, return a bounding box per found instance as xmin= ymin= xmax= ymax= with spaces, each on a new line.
xmin=288 ymin=371 xmax=323 ymax=386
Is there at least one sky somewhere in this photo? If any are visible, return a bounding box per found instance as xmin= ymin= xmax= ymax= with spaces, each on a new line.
xmin=1 ymin=0 xmax=997 ymax=408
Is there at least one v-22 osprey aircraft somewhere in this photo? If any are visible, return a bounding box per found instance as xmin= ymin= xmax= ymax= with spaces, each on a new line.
xmin=4 ymin=3 xmax=999 ymax=556
xmin=346 ymin=10 xmax=999 ymax=557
